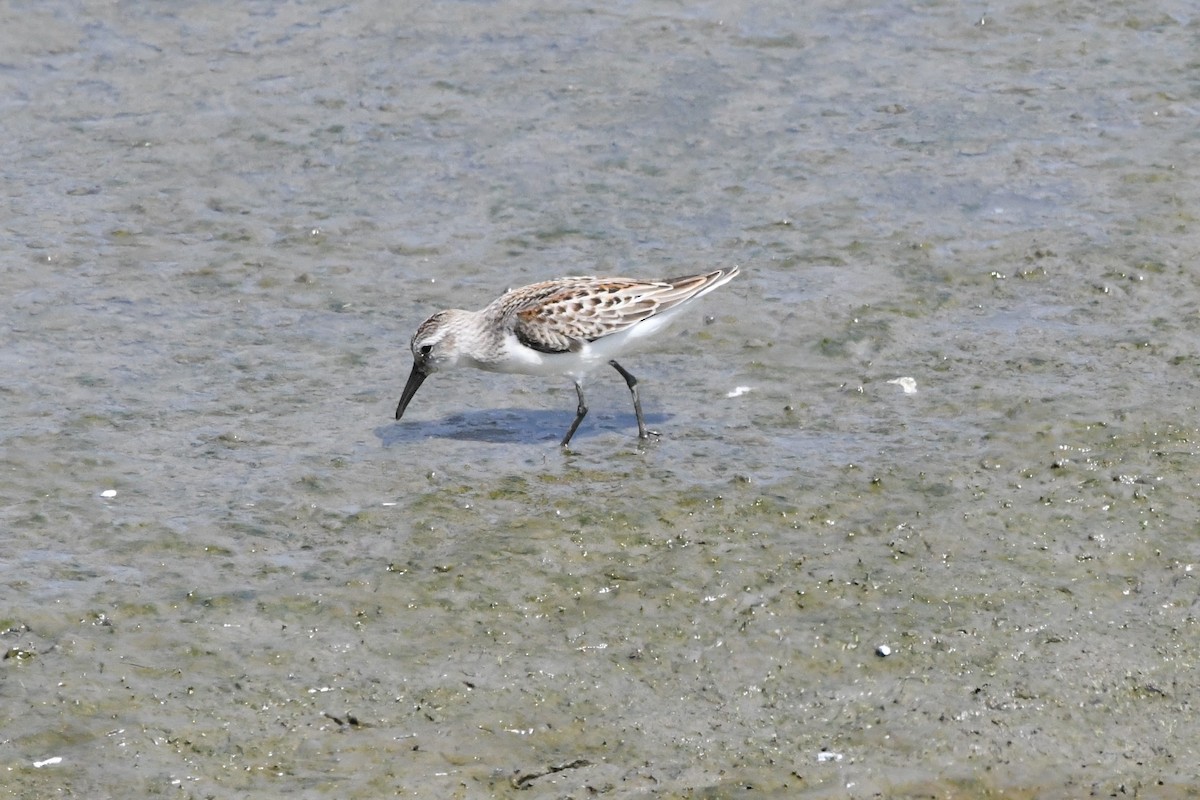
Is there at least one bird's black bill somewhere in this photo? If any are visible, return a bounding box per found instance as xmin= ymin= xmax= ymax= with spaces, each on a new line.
xmin=395 ymin=363 xmax=428 ymax=420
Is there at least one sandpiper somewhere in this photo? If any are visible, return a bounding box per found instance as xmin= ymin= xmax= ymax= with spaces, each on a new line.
xmin=394 ymin=266 xmax=739 ymax=445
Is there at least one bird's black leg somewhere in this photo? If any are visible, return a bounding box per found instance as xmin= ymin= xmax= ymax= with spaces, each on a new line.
xmin=609 ymin=360 xmax=659 ymax=440
xmin=560 ymin=380 xmax=588 ymax=446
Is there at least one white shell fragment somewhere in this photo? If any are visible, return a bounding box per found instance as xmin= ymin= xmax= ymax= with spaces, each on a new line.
xmin=100 ymin=489 xmax=117 ymax=498
xmin=887 ymin=377 xmax=917 ymax=394
xmin=876 ymin=644 xmax=893 ymax=657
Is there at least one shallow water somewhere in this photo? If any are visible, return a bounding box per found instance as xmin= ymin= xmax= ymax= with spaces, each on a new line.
xmin=3 ymin=0 xmax=1199 ymax=797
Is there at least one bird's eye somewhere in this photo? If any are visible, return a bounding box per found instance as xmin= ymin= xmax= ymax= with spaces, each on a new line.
xmin=419 ymin=345 xmax=433 ymax=356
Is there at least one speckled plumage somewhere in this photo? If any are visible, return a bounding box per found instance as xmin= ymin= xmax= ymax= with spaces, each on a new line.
xmin=394 ymin=266 xmax=739 ymax=445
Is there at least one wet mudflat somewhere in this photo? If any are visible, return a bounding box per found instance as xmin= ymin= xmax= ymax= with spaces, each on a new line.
xmin=2 ymin=1 xmax=1198 ymax=797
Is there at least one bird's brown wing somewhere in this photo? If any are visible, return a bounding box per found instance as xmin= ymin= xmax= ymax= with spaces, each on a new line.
xmin=502 ymin=276 xmax=679 ymax=353
xmin=494 ymin=269 xmax=734 ymax=353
